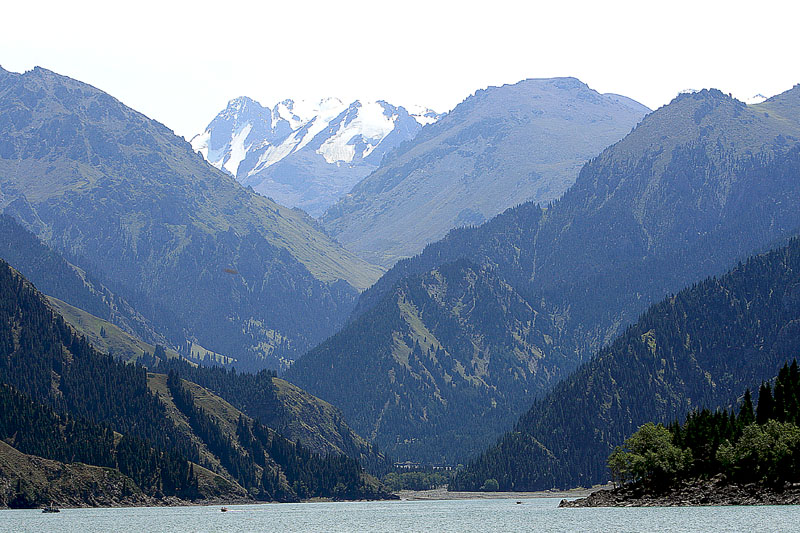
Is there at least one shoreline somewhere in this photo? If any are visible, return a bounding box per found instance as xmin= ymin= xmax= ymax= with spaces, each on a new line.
xmin=397 ymin=485 xmax=609 ymax=501
xmin=560 ymin=478 xmax=800 ymax=507
xmin=1 ymin=486 xmax=609 ymax=510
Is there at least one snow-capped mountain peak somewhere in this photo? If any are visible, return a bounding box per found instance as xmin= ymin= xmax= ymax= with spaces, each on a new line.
xmin=190 ymin=96 xmax=269 ymax=176
xmin=192 ymin=97 xmax=443 ymax=216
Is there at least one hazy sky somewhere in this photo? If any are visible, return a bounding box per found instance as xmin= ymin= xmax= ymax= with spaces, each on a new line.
xmin=2 ymin=0 xmax=798 ymax=139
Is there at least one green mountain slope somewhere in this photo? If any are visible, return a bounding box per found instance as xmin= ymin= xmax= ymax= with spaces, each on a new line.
xmin=452 ymin=237 xmax=800 ymax=490
xmin=271 ymin=378 xmax=387 ymax=472
xmin=148 ymin=372 xmax=390 ymax=501
xmin=45 ymin=296 xmax=182 ymax=363
xmin=0 ymin=260 xmax=236 ymax=502
xmin=0 ymin=66 xmax=382 ymax=370
xmin=321 ymin=77 xmax=649 ymax=267
xmin=153 ymin=357 xmax=388 ymax=473
xmin=288 ymin=86 xmax=800 ymax=464
xmin=0 ymin=238 xmax=387 ymax=476
xmin=0 ymin=439 xmax=151 ymax=508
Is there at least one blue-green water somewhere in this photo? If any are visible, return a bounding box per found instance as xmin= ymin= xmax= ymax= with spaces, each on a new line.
xmin=1 ymin=497 xmax=798 ymax=532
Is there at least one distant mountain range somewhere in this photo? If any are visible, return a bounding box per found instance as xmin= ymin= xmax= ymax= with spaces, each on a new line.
xmin=0 ymin=66 xmax=382 ymax=371
xmin=191 ymin=96 xmax=441 ymax=216
xmin=287 ymin=85 xmax=800 ymax=464
xmin=320 ymin=77 xmax=651 ymax=267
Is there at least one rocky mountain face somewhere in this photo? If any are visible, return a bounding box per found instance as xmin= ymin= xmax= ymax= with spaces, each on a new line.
xmin=191 ymin=96 xmax=440 ymax=216
xmin=0 ymin=66 xmax=382 ymax=371
xmin=287 ymin=86 xmax=800 ymax=464
xmin=320 ymin=77 xmax=650 ymax=267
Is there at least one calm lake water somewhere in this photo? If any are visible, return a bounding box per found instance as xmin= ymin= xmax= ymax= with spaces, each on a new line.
xmin=2 ymin=497 xmax=799 ymax=532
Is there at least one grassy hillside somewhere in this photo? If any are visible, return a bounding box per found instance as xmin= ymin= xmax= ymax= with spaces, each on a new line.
xmin=288 ymin=260 xmax=565 ymax=462
xmin=44 ymin=294 xmax=386 ymax=473
xmin=153 ymin=357 xmax=387 ymax=472
xmin=0 ymin=214 xmax=168 ymax=347
xmin=0 ymin=259 xmax=391 ymax=504
xmin=0 ymin=440 xmax=148 ymax=508
xmin=40 ymin=297 xmax=237 ymax=367
xmin=0 ymin=438 xmax=242 ymax=509
xmin=47 ymin=296 xmax=181 ymax=362
xmin=272 ymin=378 xmax=386 ymax=471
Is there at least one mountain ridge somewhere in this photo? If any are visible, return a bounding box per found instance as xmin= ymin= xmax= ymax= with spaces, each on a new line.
xmin=320 ymin=77 xmax=650 ymax=267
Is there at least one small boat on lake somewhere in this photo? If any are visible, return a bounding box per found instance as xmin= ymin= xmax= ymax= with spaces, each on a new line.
xmin=42 ymin=505 xmax=60 ymax=513
xmin=220 ymin=507 xmax=229 ymax=512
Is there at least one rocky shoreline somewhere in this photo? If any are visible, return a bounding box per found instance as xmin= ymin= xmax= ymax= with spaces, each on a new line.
xmin=560 ymin=476 xmax=800 ymax=507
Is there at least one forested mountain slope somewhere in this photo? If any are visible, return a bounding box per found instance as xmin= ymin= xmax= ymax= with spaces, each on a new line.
xmin=0 ymin=66 xmax=382 ymax=370
xmin=289 ymin=260 xmax=569 ymax=462
xmin=153 ymin=357 xmax=388 ymax=473
xmin=0 ymin=259 xmax=390 ymax=504
xmin=0 ymin=197 xmax=386 ymax=469
xmin=453 ymin=237 xmax=800 ymax=490
xmin=288 ymin=86 xmax=800 ymax=463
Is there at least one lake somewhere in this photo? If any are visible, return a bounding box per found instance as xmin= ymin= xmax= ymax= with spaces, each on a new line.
xmin=1 ymin=497 xmax=798 ymax=532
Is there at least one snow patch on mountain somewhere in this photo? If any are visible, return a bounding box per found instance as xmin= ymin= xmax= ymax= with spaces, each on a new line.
xmin=318 ymin=101 xmax=398 ymax=164
xmin=245 ymin=97 xmax=357 ymax=175
xmin=294 ymin=98 xmax=349 ymax=155
xmin=190 ymin=130 xmax=210 ymax=159
xmin=407 ymin=104 xmax=443 ymax=125
xmin=224 ymin=123 xmax=252 ymax=175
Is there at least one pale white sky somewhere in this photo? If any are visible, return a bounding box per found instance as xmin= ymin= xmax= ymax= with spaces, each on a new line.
xmin=2 ymin=0 xmax=798 ymax=139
